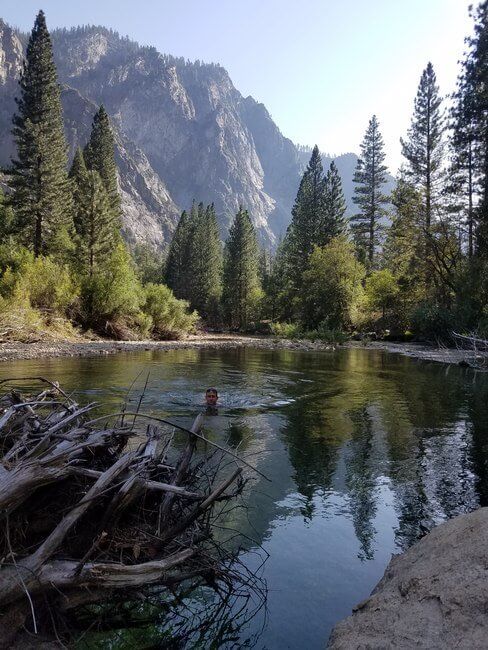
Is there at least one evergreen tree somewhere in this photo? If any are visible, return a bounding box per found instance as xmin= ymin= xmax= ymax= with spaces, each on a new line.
xmin=69 ymin=147 xmax=89 ymax=235
xmin=187 ymin=203 xmax=223 ymax=319
xmin=383 ymin=177 xmax=427 ymax=320
xmin=0 ymin=188 xmax=14 ymax=240
xmin=282 ymin=145 xmax=327 ymax=286
xmin=401 ymin=63 xmax=445 ymax=237
xmin=73 ymin=170 xmax=120 ymax=276
xmin=222 ymin=207 xmax=261 ymax=328
xmin=323 ymin=160 xmax=347 ymax=241
xmin=165 ymin=209 xmax=192 ymax=299
xmin=351 ymin=116 xmax=390 ymax=268
xmin=458 ymin=1 xmax=488 ymax=256
xmin=449 ymin=67 xmax=478 ymax=257
xmin=9 ymin=10 xmax=73 ymax=256
xmin=84 ymin=105 xmax=121 ymax=219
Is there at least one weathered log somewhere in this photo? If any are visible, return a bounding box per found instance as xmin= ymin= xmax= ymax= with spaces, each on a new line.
xmin=0 ymin=381 xmax=259 ymax=645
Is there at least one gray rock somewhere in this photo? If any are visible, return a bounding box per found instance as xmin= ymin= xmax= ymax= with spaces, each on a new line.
xmin=327 ymin=507 xmax=488 ymax=650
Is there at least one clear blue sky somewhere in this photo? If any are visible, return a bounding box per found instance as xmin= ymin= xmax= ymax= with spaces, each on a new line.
xmin=1 ymin=0 xmax=474 ymax=173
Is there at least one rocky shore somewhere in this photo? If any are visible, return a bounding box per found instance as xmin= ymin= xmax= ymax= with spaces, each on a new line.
xmin=0 ymin=334 xmax=486 ymax=366
xmin=327 ymin=508 xmax=488 ymax=649
xmin=0 ymin=333 xmax=335 ymax=362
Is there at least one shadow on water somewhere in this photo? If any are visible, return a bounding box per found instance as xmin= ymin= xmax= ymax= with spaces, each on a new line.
xmin=1 ymin=347 xmax=488 ymax=648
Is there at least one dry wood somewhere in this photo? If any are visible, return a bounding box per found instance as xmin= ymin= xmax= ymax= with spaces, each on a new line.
xmin=0 ymin=379 xmax=256 ymax=645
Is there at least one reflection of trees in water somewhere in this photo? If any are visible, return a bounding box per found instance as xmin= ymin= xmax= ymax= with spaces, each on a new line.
xmin=277 ymin=349 xmax=488 ymax=555
xmin=344 ymin=407 xmax=378 ymax=560
xmin=467 ymin=381 xmax=488 ymax=506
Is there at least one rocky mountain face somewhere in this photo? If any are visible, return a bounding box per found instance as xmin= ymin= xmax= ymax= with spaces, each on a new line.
xmin=0 ymin=19 xmax=393 ymax=250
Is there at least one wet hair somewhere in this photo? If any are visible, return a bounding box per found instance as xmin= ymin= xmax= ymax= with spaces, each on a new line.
xmin=206 ymin=387 xmax=218 ymax=396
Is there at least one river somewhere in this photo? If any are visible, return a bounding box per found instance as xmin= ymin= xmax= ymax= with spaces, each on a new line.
xmin=1 ymin=346 xmax=487 ymax=648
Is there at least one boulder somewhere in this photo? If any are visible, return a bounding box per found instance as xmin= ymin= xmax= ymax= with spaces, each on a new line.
xmin=328 ymin=508 xmax=488 ymax=649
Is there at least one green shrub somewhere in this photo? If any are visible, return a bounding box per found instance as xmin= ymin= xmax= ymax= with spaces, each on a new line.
xmin=84 ymin=243 xmax=143 ymax=324
xmin=270 ymin=322 xmax=301 ymax=339
xmin=0 ymin=245 xmax=78 ymax=314
xmin=142 ymin=283 xmax=198 ymax=339
xmin=411 ymin=303 xmax=456 ymax=341
xmin=17 ymin=255 xmax=78 ymax=313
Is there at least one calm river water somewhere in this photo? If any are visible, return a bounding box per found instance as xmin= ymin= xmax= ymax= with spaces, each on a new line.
xmin=2 ymin=347 xmax=488 ymax=648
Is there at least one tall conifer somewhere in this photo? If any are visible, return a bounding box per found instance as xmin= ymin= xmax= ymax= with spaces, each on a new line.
xmin=401 ymin=63 xmax=445 ymax=237
xmin=166 ymin=209 xmax=192 ymax=299
xmin=457 ymin=1 xmax=488 ymax=255
xmin=351 ymin=116 xmax=390 ymax=267
xmin=222 ymin=207 xmax=260 ymax=328
xmin=283 ymin=146 xmax=326 ymax=282
xmin=10 ymin=10 xmax=73 ymax=256
xmin=324 ymin=160 xmax=347 ymax=241
xmin=84 ymin=105 xmax=121 ymax=219
xmin=73 ymin=169 xmax=120 ymax=275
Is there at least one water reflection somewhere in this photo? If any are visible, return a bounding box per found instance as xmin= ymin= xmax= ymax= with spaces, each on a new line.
xmin=1 ymin=347 xmax=487 ymax=648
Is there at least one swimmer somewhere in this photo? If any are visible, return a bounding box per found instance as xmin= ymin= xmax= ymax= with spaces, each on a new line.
xmin=205 ymin=387 xmax=219 ymax=415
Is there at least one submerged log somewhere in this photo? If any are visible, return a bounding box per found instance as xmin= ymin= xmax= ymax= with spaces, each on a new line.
xmin=0 ymin=378 xmax=250 ymax=645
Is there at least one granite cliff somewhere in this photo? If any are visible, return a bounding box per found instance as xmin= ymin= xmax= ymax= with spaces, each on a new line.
xmin=0 ymin=19 xmax=389 ymax=250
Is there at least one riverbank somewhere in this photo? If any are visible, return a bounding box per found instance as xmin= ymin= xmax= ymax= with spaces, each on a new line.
xmin=0 ymin=334 xmax=486 ymax=366
xmin=346 ymin=340 xmax=488 ymax=367
xmin=0 ymin=333 xmax=335 ymax=362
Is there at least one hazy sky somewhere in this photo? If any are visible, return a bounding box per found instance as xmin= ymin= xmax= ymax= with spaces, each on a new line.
xmin=1 ymin=0 xmax=475 ymax=173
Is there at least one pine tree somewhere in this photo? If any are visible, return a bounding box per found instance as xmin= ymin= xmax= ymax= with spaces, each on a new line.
xmin=9 ymin=10 xmax=73 ymax=256
xmin=401 ymin=63 xmax=445 ymax=237
xmin=69 ymin=147 xmax=89 ymax=235
xmin=323 ymin=160 xmax=347 ymax=241
xmin=458 ymin=1 xmax=488 ymax=256
xmin=84 ymin=105 xmax=121 ymax=220
xmin=282 ymin=145 xmax=327 ymax=286
xmin=383 ymin=177 xmax=427 ymax=313
xmin=0 ymin=188 xmax=14 ymax=239
xmin=222 ymin=207 xmax=261 ymax=328
xmin=351 ymin=116 xmax=390 ymax=268
xmin=165 ymin=202 xmax=223 ymax=320
xmin=187 ymin=203 xmax=223 ymax=318
xmin=73 ymin=170 xmax=120 ymax=276
xmin=165 ymin=209 xmax=192 ymax=299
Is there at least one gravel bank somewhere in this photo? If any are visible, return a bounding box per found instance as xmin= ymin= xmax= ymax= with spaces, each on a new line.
xmin=0 ymin=334 xmax=335 ymax=362
xmin=0 ymin=335 xmax=485 ymax=366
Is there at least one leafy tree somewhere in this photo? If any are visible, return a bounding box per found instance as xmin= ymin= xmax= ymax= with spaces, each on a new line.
xmin=84 ymin=105 xmax=121 ymax=220
xmin=300 ymin=237 xmax=365 ymax=330
xmin=9 ymin=10 xmax=73 ymax=257
xmin=364 ymin=269 xmax=399 ymax=319
xmin=222 ymin=207 xmax=261 ymax=328
xmin=352 ymin=116 xmax=390 ymax=268
xmin=324 ymin=161 xmax=347 ymax=240
xmin=401 ymin=63 xmax=445 ymax=238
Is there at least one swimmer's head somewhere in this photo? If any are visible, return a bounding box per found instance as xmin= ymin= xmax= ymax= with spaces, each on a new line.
xmin=205 ymin=388 xmax=218 ymax=405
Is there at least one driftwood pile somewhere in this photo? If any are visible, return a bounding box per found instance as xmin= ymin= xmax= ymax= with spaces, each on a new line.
xmin=0 ymin=377 xmax=254 ymax=647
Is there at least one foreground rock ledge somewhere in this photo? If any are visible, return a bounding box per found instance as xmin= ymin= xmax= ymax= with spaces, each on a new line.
xmin=328 ymin=508 xmax=488 ymax=650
